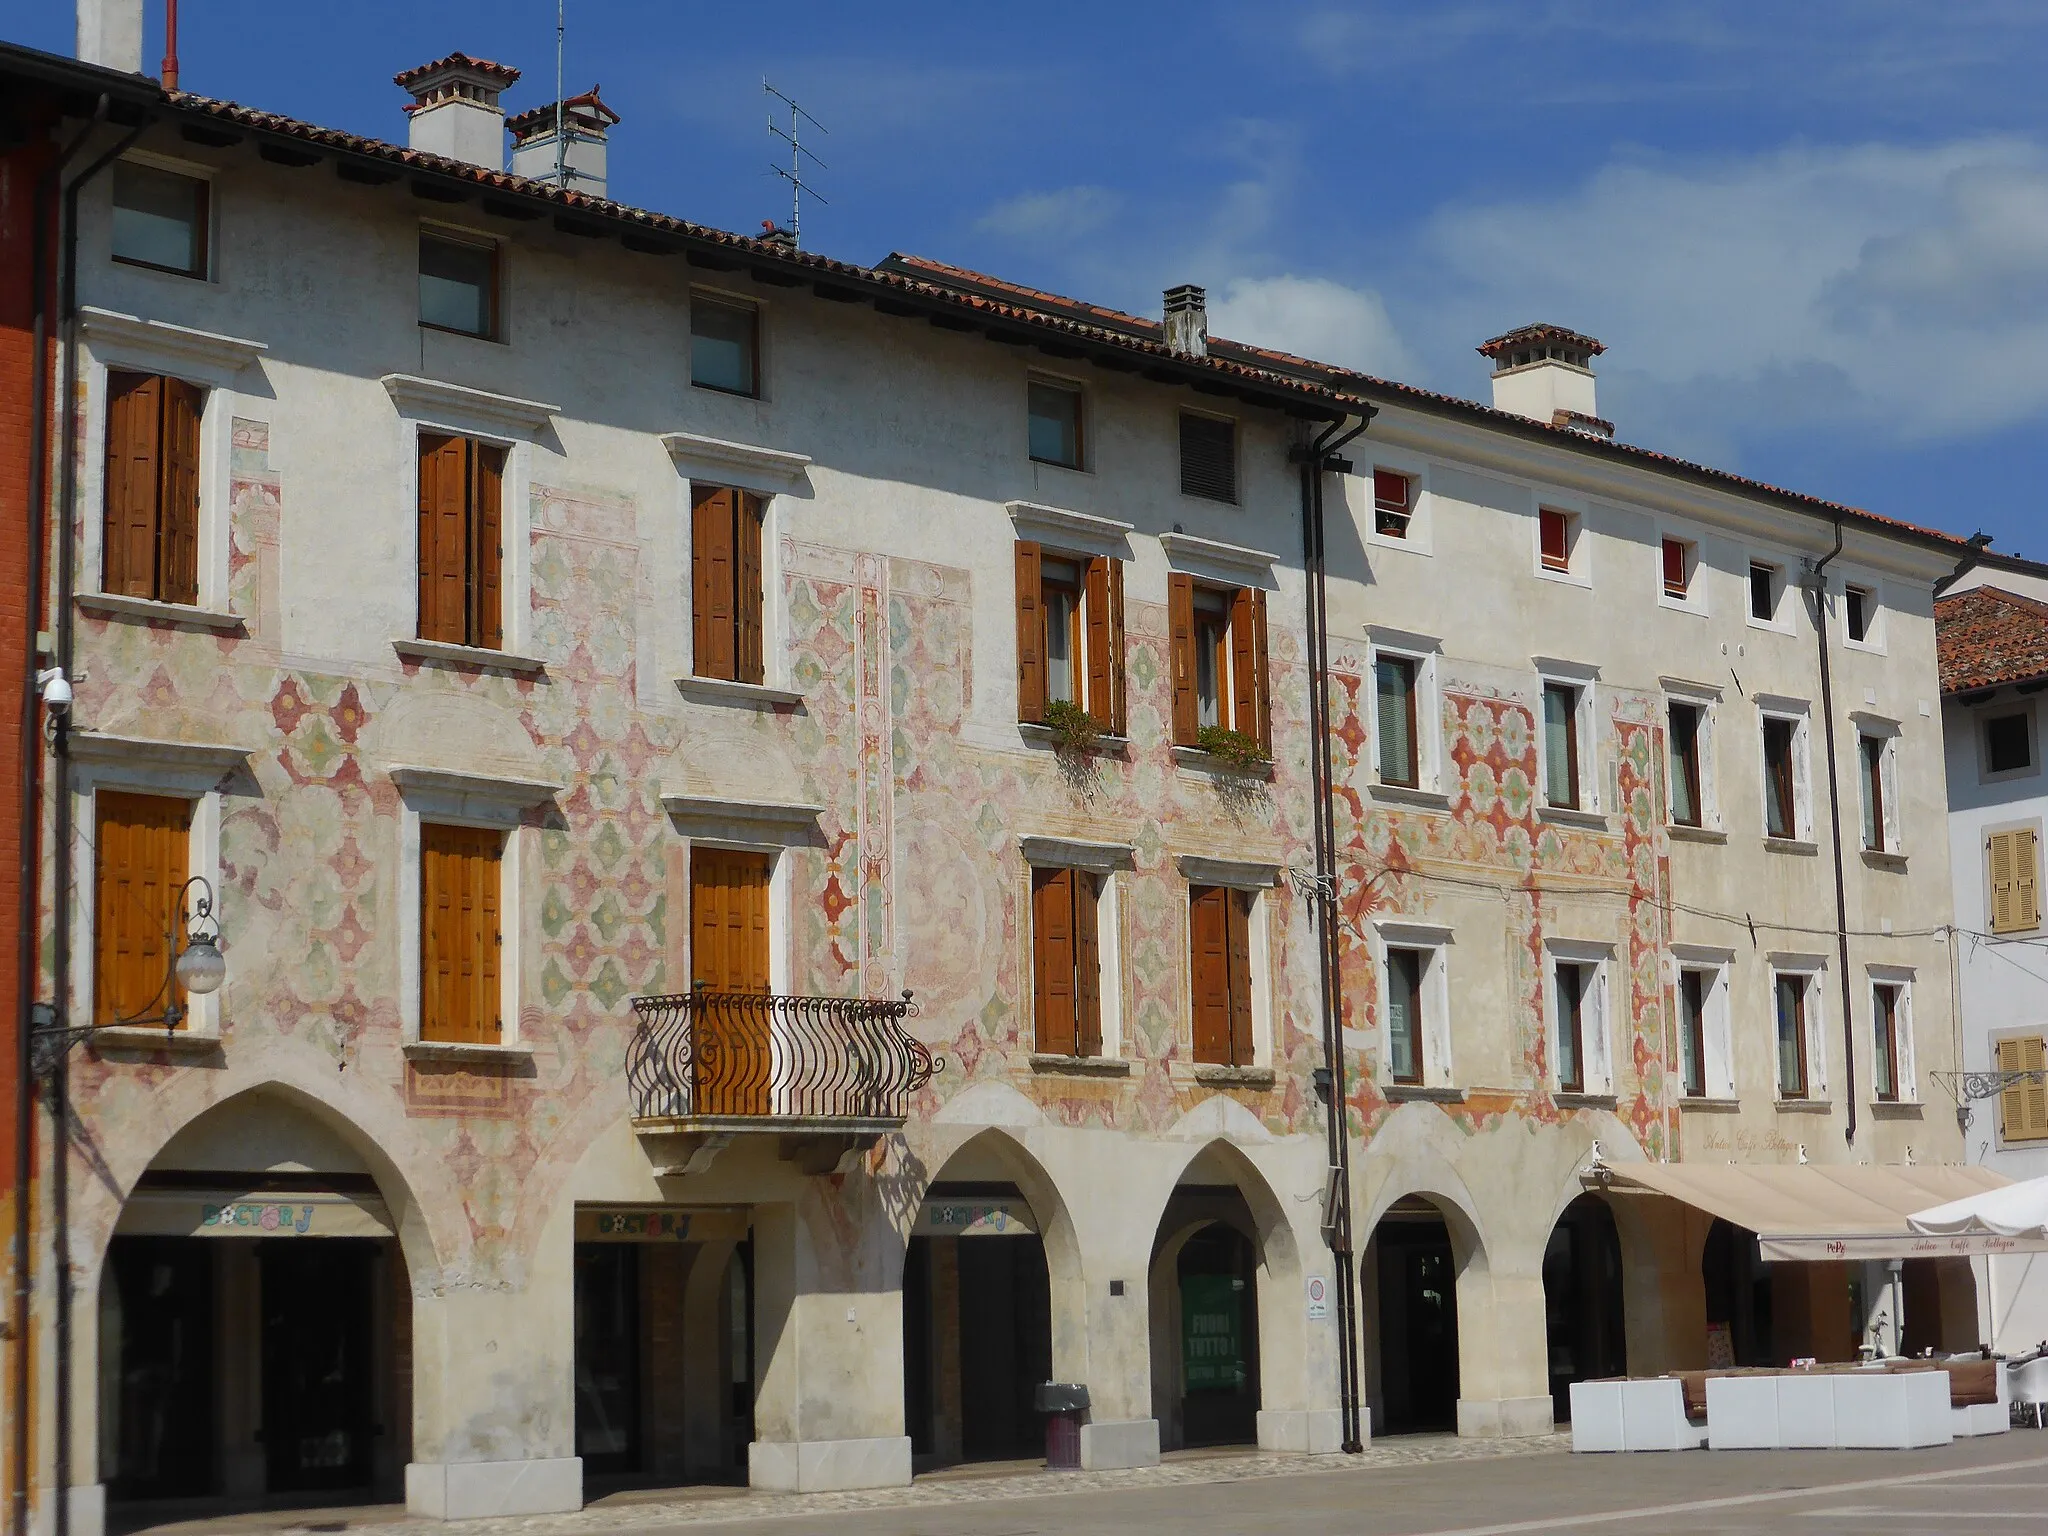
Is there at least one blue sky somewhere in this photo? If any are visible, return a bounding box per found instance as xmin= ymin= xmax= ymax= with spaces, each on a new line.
xmin=10 ymin=2 xmax=2048 ymax=552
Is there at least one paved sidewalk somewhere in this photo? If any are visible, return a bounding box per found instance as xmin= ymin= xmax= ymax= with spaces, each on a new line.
xmin=111 ymin=1433 xmax=1569 ymax=1535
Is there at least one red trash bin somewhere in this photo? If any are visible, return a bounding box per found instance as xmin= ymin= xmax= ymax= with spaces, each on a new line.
xmin=1035 ymin=1382 xmax=1090 ymax=1469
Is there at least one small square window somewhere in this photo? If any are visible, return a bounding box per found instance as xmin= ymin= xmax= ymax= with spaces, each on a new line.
xmin=1179 ymin=412 xmax=1237 ymax=503
xmin=1661 ymin=536 xmax=1693 ymax=598
xmin=1748 ymin=561 xmax=1779 ymax=622
xmin=1986 ymin=712 xmax=2033 ymax=775
xmin=1539 ymin=508 xmax=1575 ymax=572
xmin=112 ymin=161 xmax=208 ymax=278
xmin=691 ymin=295 xmax=760 ymax=396
xmin=419 ymin=232 xmax=498 ymax=338
xmin=1028 ymin=379 xmax=1083 ymax=468
xmin=1845 ymin=584 xmax=1872 ymax=642
xmin=1373 ymin=469 xmax=1413 ymax=538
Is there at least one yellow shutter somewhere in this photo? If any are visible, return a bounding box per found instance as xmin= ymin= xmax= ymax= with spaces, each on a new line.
xmin=2021 ymin=829 xmax=2041 ymax=931
xmin=2000 ymin=1036 xmax=2048 ymax=1144
xmin=1990 ymin=830 xmax=2040 ymax=934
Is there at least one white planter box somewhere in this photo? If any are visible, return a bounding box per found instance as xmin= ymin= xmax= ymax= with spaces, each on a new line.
xmin=1705 ymin=1375 xmax=1781 ymax=1449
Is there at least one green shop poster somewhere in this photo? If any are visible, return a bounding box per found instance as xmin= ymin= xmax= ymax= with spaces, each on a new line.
xmin=1182 ymin=1274 xmax=1245 ymax=1391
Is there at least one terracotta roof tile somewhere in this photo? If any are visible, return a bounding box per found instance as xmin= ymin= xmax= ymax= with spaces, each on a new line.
xmin=392 ymin=53 xmax=521 ymax=91
xmin=1936 ymin=586 xmax=2048 ymax=694
xmin=1478 ymin=323 xmax=1606 ymax=359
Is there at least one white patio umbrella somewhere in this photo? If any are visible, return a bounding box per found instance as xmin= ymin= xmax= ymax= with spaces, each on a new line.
xmin=1909 ymin=1172 xmax=2048 ymax=1242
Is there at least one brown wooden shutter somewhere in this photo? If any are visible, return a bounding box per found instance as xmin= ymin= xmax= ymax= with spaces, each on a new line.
xmin=690 ymin=848 xmax=772 ymax=993
xmin=1228 ymin=587 xmax=1271 ymax=751
xmin=103 ymin=371 xmax=162 ymax=599
xmin=472 ymin=830 xmax=502 ymax=1041
xmin=158 ymin=378 xmax=203 ymax=606
xmin=692 ymin=485 xmax=738 ymax=680
xmin=1015 ymin=540 xmax=1045 ymax=724
xmin=417 ymin=434 xmax=469 ymax=645
xmin=420 ymin=823 xmax=501 ymax=1043
xmin=736 ymin=492 xmax=765 ymax=685
xmin=1074 ymin=872 xmax=1102 ymax=1058
xmin=1085 ymin=556 xmax=1113 ymax=726
xmin=1169 ymin=573 xmax=1198 ymax=746
xmin=1226 ymin=890 xmax=1255 ymax=1066
xmin=1032 ymin=866 xmax=1077 ymax=1056
xmin=1105 ymin=558 xmax=1127 ymax=735
xmin=95 ymin=791 xmax=191 ymax=1026
xmin=471 ymin=441 xmax=505 ymax=651
xmin=1189 ymin=885 xmax=1232 ymax=1064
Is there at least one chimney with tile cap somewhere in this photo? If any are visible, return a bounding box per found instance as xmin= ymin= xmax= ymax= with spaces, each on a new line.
xmin=76 ymin=0 xmax=143 ymax=72
xmin=1164 ymin=284 xmax=1208 ymax=358
xmin=395 ymin=52 xmax=521 ymax=172
xmin=1478 ymin=323 xmax=1613 ymax=439
xmin=508 ymin=86 xmax=620 ymax=198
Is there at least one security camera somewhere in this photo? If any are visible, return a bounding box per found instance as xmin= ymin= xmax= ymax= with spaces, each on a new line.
xmin=36 ymin=668 xmax=71 ymax=713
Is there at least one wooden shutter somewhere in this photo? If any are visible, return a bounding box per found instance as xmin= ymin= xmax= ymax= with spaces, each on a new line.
xmin=417 ymin=434 xmax=470 ymax=645
xmin=1230 ymin=587 xmax=1268 ymax=750
xmin=1189 ymin=885 xmax=1232 ymax=1064
xmin=1105 ymin=558 xmax=1126 ymax=735
xmin=736 ymin=492 xmax=765 ymax=685
xmin=158 ymin=378 xmax=203 ymax=606
xmin=1225 ymin=890 xmax=1254 ymax=1066
xmin=1999 ymin=1036 xmax=2048 ymax=1143
xmin=103 ymin=371 xmax=162 ymax=599
xmin=421 ymin=823 xmax=502 ymax=1044
xmin=94 ymin=791 xmax=190 ymax=1026
xmin=1014 ymin=541 xmax=1044 ymax=724
xmin=471 ymin=441 xmax=505 ymax=651
xmin=1991 ymin=829 xmax=2040 ymax=934
xmin=1169 ymin=573 xmax=1198 ymax=746
xmin=690 ymin=848 xmax=771 ymax=993
xmin=692 ymin=485 xmax=738 ymax=681
xmin=1074 ymin=872 xmax=1103 ymax=1058
xmin=1032 ymin=866 xmax=1077 ymax=1056
xmin=1661 ymin=538 xmax=1686 ymax=596
xmin=1085 ymin=556 xmax=1114 ymax=727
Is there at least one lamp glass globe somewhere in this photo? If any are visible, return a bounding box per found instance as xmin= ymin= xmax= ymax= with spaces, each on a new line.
xmin=175 ymin=940 xmax=226 ymax=996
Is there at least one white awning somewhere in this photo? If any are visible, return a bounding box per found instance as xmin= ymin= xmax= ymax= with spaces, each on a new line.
xmin=1590 ymin=1161 xmax=2025 ymax=1261
xmin=1910 ymin=1172 xmax=2048 ymax=1246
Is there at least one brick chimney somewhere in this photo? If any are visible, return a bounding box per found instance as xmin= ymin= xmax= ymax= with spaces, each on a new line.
xmin=394 ymin=52 xmax=521 ymax=172
xmin=1478 ymin=324 xmax=1613 ymax=439
xmin=76 ymin=0 xmax=143 ymax=72
xmin=1164 ymin=284 xmax=1208 ymax=358
xmin=507 ymin=87 xmax=620 ymax=198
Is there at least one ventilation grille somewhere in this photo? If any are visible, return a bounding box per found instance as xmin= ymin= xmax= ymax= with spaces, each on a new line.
xmin=1179 ymin=413 xmax=1236 ymax=503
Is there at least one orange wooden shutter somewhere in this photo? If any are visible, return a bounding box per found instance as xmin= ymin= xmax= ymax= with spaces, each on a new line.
xmin=691 ymin=849 xmax=771 ymax=993
xmin=1169 ymin=573 xmax=1198 ymax=746
xmin=103 ymin=371 xmax=162 ymax=599
xmin=1074 ymin=872 xmax=1102 ymax=1058
xmin=417 ymin=434 xmax=469 ymax=645
xmin=1189 ymin=885 xmax=1232 ymax=1064
xmin=471 ymin=441 xmax=505 ymax=651
xmin=736 ymin=492 xmax=765 ymax=685
xmin=1229 ymin=587 xmax=1271 ymax=750
xmin=1106 ymin=558 xmax=1127 ymax=736
xmin=421 ymin=824 xmax=502 ymax=1043
xmin=1015 ymin=540 xmax=1045 ymax=724
xmin=692 ymin=485 xmax=737 ymax=680
xmin=158 ymin=378 xmax=202 ymax=606
xmin=1085 ymin=556 xmax=1113 ymax=725
xmin=94 ymin=792 xmax=190 ymax=1026
xmin=1032 ymin=866 xmax=1077 ymax=1055
xmin=1225 ymin=890 xmax=1254 ymax=1066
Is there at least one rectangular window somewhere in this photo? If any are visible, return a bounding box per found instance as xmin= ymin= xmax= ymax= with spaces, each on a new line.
xmin=690 ymin=295 xmax=760 ymax=396
xmin=102 ymin=371 xmax=202 ymax=605
xmin=417 ymin=433 xmax=506 ymax=650
xmin=691 ymin=484 xmax=766 ymax=684
xmin=1989 ymin=827 xmax=2042 ymax=935
xmin=420 ymin=823 xmax=503 ymax=1044
xmin=1678 ymin=969 xmax=1708 ymax=1098
xmin=1018 ymin=543 xmax=1126 ymax=732
xmin=1385 ymin=947 xmax=1425 ymax=1085
xmin=1845 ymin=584 xmax=1871 ymax=643
xmin=1668 ymin=701 xmax=1702 ymax=828
xmin=690 ymin=847 xmax=773 ymax=1114
xmin=419 ymin=231 xmax=498 ymax=339
xmin=1028 ymin=379 xmax=1083 ymax=468
xmin=1872 ymin=982 xmax=1901 ymax=1103
xmin=112 ymin=160 xmax=208 ymax=277
xmin=1373 ymin=469 xmax=1414 ymax=538
xmin=1762 ymin=716 xmax=1797 ymax=839
xmin=1986 ymin=712 xmax=2033 ymax=775
xmin=1041 ymin=557 xmax=1083 ymax=707
xmin=1775 ymin=973 xmax=1810 ymax=1099
xmin=1860 ymin=733 xmax=1887 ymax=851
xmin=1748 ymin=561 xmax=1779 ymax=622
xmin=94 ymin=791 xmax=192 ymax=1027
xmin=1032 ymin=866 xmax=1103 ymax=1058
xmin=1554 ymin=962 xmax=1587 ymax=1092
xmin=1167 ymin=574 xmax=1266 ymax=751
xmin=1543 ymin=682 xmax=1580 ymax=810
xmin=1189 ymin=884 xmax=1255 ymax=1066
xmin=1375 ymin=654 xmax=1419 ymax=787
xmin=1539 ymin=508 xmax=1574 ymax=572
xmin=1997 ymin=1036 xmax=2048 ymax=1144
xmin=1661 ymin=537 xmax=1692 ymax=598
xmin=1179 ymin=412 xmax=1237 ymax=503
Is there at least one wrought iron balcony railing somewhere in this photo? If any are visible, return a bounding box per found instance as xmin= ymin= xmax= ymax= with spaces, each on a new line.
xmin=626 ymin=988 xmax=938 ymax=1126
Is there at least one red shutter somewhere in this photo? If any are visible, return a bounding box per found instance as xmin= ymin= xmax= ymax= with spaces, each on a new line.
xmin=1169 ymin=573 xmax=1198 ymax=746
xmin=1189 ymin=885 xmax=1232 ymax=1064
xmin=736 ymin=492 xmax=765 ymax=685
xmin=103 ymin=371 xmax=162 ymax=599
xmin=1015 ymin=541 xmax=1045 ymax=724
xmin=1085 ymin=556 xmax=1113 ymax=726
xmin=692 ymin=485 xmax=737 ymax=680
xmin=1032 ymin=866 xmax=1077 ymax=1056
xmin=417 ymin=435 xmax=469 ymax=644
xmin=1226 ymin=890 xmax=1254 ymax=1066
xmin=158 ymin=379 xmax=203 ymax=606
xmin=1074 ymin=872 xmax=1102 ymax=1058
xmin=472 ymin=442 xmax=505 ymax=651
xmin=1105 ymin=558 xmax=1127 ymax=736
xmin=1661 ymin=537 xmax=1686 ymax=595
xmin=1372 ymin=469 xmax=1409 ymax=514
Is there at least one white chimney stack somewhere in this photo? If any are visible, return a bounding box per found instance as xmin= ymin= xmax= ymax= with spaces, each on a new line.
xmin=1479 ymin=324 xmax=1612 ymax=439
xmin=507 ymin=87 xmax=621 ymax=199
xmin=77 ymin=0 xmax=143 ymax=73
xmin=394 ymin=52 xmax=521 ymax=173
xmin=1164 ymin=284 xmax=1208 ymax=358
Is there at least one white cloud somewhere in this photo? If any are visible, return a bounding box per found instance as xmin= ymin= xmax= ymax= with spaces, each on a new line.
xmin=1208 ymin=275 xmax=1416 ymax=378
xmin=974 ymin=186 xmax=1122 ymax=245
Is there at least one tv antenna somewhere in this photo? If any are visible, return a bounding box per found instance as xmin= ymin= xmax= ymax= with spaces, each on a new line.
xmin=764 ymin=79 xmax=827 ymax=246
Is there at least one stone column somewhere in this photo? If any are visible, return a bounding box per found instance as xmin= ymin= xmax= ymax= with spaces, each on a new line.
xmin=1453 ymin=1262 xmax=1553 ymax=1438
xmin=1070 ymin=1201 xmax=1158 ymax=1471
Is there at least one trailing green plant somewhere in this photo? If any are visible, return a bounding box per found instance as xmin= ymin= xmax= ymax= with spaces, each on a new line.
xmin=1195 ymin=724 xmax=1269 ymax=770
xmin=1042 ymin=698 xmax=1104 ymax=753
